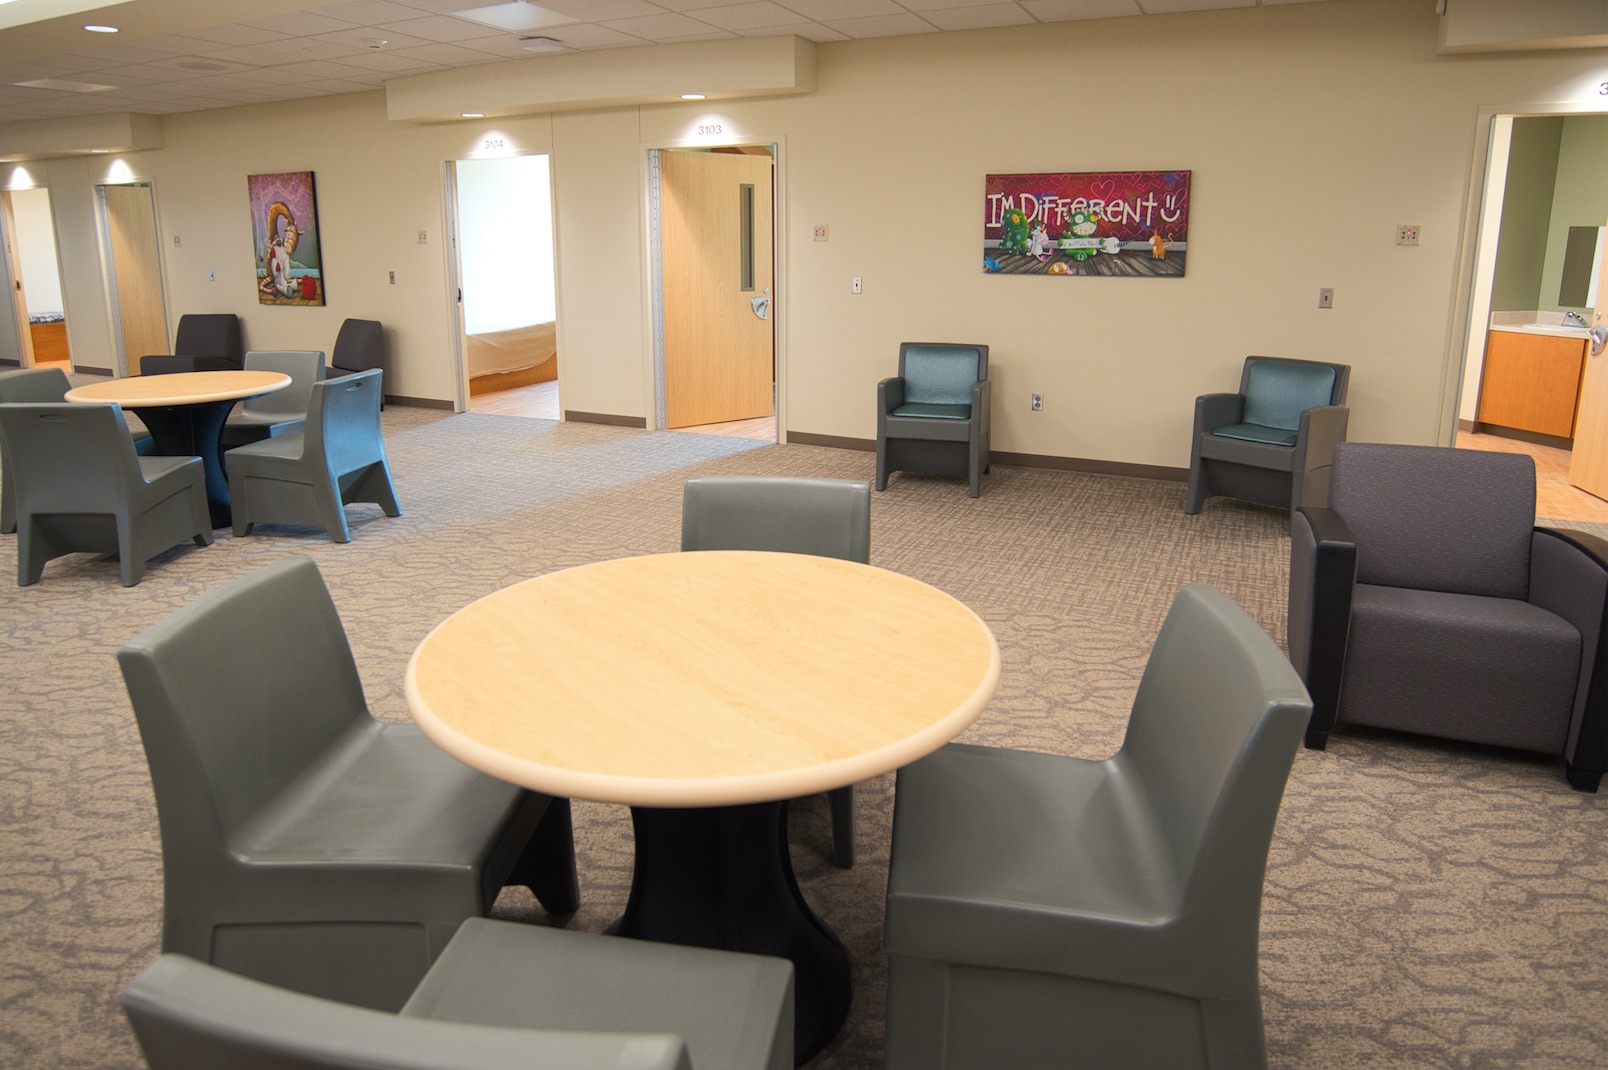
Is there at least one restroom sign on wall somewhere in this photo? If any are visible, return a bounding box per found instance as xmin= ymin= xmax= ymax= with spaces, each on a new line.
xmin=983 ymin=170 xmax=1190 ymax=277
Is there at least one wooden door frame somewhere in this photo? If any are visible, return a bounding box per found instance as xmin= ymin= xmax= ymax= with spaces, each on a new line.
xmin=1448 ymin=100 xmax=1608 ymax=447
xmin=0 ymin=190 xmax=37 ymax=368
xmin=93 ymin=179 xmax=169 ymax=378
xmin=644 ymin=135 xmax=785 ymax=438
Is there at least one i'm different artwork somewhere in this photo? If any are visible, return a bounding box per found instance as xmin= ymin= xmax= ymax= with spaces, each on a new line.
xmin=983 ymin=171 xmax=1190 ymax=277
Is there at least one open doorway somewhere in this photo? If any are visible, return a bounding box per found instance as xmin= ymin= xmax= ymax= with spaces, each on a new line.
xmin=1456 ymin=112 xmax=1608 ymax=523
xmin=452 ymin=154 xmax=560 ymax=419
xmin=1 ymin=187 xmax=68 ymax=370
xmin=650 ymin=145 xmax=777 ymax=442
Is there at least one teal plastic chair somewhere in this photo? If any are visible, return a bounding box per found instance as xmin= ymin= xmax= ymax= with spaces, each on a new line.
xmin=121 ymin=919 xmax=794 ymax=1070
xmin=0 ymin=366 xmax=152 ymax=534
xmin=0 ymin=402 xmax=210 ymax=585
xmin=227 ymin=369 xmax=400 ymax=542
xmin=883 ymin=584 xmax=1311 ymax=1070
xmin=117 ymin=557 xmax=580 ymax=1011
xmin=221 ymin=349 xmax=327 ymax=446
xmin=1186 ymin=356 xmax=1350 ymax=514
xmin=680 ymin=475 xmax=872 ymax=867
xmin=876 ymin=343 xmax=991 ymax=497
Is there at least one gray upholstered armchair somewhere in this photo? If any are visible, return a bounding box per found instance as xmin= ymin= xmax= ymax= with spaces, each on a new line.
xmin=1186 ymin=356 xmax=1349 ymax=514
xmin=876 ymin=342 xmax=990 ymax=498
xmin=1289 ymin=443 xmax=1608 ymax=792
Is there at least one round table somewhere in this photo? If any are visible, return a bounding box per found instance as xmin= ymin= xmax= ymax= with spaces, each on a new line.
xmin=64 ymin=370 xmax=289 ymax=528
xmin=406 ymin=550 xmax=1000 ymax=1064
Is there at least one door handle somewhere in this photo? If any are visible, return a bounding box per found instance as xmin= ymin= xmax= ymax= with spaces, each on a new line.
xmin=750 ymin=296 xmax=770 ymax=320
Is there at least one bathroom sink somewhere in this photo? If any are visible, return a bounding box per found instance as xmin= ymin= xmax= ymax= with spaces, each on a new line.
xmin=1497 ymin=323 xmax=1591 ymax=337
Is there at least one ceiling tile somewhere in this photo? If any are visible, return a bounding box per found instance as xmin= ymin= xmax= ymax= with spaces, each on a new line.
xmin=818 ymin=12 xmax=940 ymax=37
xmin=386 ymin=41 xmax=513 ymax=64
xmin=732 ymin=21 xmax=848 ymax=41
xmin=601 ymin=13 xmax=724 ymax=40
xmin=776 ymin=0 xmax=905 ymax=19
xmin=378 ymin=14 xmax=512 ymax=42
xmin=1018 ymin=0 xmax=1143 ymax=20
xmin=312 ymin=28 xmax=435 ymax=50
xmin=537 ymin=0 xmax=667 ymax=17
xmin=689 ymin=3 xmax=805 ymax=31
xmin=244 ymin=11 xmax=364 ymax=36
xmin=923 ymin=4 xmax=1035 ymax=29
xmin=164 ymin=25 xmax=292 ymax=48
xmin=204 ymin=38 xmax=364 ymax=67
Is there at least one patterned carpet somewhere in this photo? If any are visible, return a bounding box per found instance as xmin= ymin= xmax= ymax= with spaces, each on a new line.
xmin=1 ymin=405 xmax=1603 ymax=1068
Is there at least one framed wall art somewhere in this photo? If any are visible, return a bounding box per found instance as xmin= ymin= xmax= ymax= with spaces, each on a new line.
xmin=984 ymin=170 xmax=1190 ymax=277
xmin=247 ymin=170 xmax=324 ymax=305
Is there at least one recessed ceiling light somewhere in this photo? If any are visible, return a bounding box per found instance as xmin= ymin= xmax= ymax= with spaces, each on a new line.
xmin=461 ymin=112 xmax=485 ymax=118
xmin=680 ymin=93 xmax=705 ymax=100
xmin=84 ymin=24 xmax=118 ymax=33
xmin=90 ymin=148 xmax=109 ymax=154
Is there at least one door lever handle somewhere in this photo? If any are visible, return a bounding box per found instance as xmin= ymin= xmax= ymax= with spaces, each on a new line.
xmin=750 ymin=296 xmax=770 ymax=321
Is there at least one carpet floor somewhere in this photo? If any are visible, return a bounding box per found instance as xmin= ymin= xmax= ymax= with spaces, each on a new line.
xmin=1 ymin=405 xmax=1603 ymax=1068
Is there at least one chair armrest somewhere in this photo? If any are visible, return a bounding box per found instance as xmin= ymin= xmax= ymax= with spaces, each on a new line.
xmin=1294 ymin=405 xmax=1349 ymax=468
xmin=1290 ymin=506 xmax=1357 ymax=750
xmin=1533 ymin=527 xmax=1608 ymax=782
xmin=972 ymin=378 xmax=990 ymax=431
xmin=1193 ymin=392 xmax=1242 ymax=435
xmin=878 ymin=377 xmax=905 ymax=415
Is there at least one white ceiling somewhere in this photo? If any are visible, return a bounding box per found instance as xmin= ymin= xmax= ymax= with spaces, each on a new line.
xmin=0 ymin=0 xmax=1332 ymax=127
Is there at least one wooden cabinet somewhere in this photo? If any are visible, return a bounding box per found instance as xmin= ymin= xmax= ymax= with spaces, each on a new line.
xmin=1477 ymin=330 xmax=1587 ymax=439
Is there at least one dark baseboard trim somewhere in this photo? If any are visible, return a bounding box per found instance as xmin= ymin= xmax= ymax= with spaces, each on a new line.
xmin=1465 ymin=422 xmax=1571 ymax=451
xmin=390 ymin=395 xmax=453 ymax=410
xmin=77 ymin=366 xmax=112 ymax=377
xmin=992 ymin=450 xmax=1188 ymax=483
xmin=1458 ymin=418 xmax=1477 ymax=433
xmin=784 ymin=432 xmax=1187 ymax=483
xmin=567 ymin=410 xmax=648 ymax=429
xmin=787 ymin=431 xmax=873 ymax=452
xmin=0 ymin=358 xmax=19 ymax=368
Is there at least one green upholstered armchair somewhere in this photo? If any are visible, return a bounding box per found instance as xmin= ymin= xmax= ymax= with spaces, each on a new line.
xmin=1186 ymin=356 xmax=1350 ymax=515
xmin=877 ymin=342 xmax=990 ymax=498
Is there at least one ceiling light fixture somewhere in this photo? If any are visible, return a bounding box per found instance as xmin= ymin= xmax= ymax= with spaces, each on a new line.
xmin=680 ymin=93 xmax=706 ymax=100
xmin=83 ymin=24 xmax=118 ymax=33
xmin=461 ymin=112 xmax=485 ymax=118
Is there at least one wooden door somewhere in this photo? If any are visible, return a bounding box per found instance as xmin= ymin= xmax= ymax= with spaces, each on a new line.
xmin=100 ymin=183 xmax=168 ymax=376
xmin=1570 ymin=221 xmax=1608 ymax=499
xmin=661 ymin=150 xmax=774 ymax=428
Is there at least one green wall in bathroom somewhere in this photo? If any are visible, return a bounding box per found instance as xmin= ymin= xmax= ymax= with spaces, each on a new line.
xmin=1540 ymin=114 xmax=1608 ymax=312
xmin=1492 ymin=116 xmax=1561 ymax=312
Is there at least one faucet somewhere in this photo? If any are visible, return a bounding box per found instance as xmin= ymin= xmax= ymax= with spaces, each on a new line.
xmin=1565 ymin=310 xmax=1590 ymax=328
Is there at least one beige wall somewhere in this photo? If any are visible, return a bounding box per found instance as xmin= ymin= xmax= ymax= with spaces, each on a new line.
xmin=9 ymin=0 xmax=1608 ymax=469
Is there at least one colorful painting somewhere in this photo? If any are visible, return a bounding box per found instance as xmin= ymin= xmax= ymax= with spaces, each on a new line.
xmin=984 ymin=171 xmax=1190 ymax=277
xmin=247 ymin=171 xmax=324 ymax=305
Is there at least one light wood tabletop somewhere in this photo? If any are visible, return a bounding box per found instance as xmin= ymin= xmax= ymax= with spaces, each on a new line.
xmin=406 ymin=550 xmax=1001 ymax=808
xmin=64 ymin=370 xmax=289 ymax=407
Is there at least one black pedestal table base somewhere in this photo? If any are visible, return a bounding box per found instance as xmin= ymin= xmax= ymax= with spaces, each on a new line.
xmin=614 ymin=801 xmax=852 ymax=1067
xmin=135 ymin=400 xmax=240 ymax=528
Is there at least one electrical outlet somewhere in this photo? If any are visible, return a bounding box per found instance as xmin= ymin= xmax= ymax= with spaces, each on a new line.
xmin=1031 ymin=392 xmax=1044 ymax=412
xmin=172 ymin=234 xmax=181 ymax=247
xmin=417 ymin=230 xmax=428 ymax=244
xmin=1395 ymin=224 xmax=1420 ymax=246
xmin=852 ymin=276 xmax=862 ymax=294
xmin=207 ymin=269 xmax=215 ymax=282
xmin=388 ymin=271 xmax=396 ymax=285
xmin=1318 ymin=287 xmax=1334 ymax=309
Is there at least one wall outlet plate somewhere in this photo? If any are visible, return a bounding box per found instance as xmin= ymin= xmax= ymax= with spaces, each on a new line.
xmin=1396 ymin=224 xmax=1420 ymax=246
xmin=1318 ymin=287 xmax=1334 ymax=309
xmin=813 ymin=225 xmax=828 ymax=241
xmin=1031 ymin=392 xmax=1044 ymax=411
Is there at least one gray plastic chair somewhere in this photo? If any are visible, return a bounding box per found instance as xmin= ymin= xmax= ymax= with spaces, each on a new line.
xmin=121 ymin=918 xmax=793 ymax=1070
xmin=1186 ymin=356 xmax=1350 ymax=515
xmin=0 ymin=402 xmax=210 ymax=586
xmin=0 ymin=366 xmax=153 ymax=534
xmin=883 ymin=584 xmax=1311 ymax=1070
xmin=227 ymin=369 xmax=400 ymax=542
xmin=221 ymin=349 xmax=327 ymax=447
xmin=876 ymin=342 xmax=991 ymax=497
xmin=681 ymin=475 xmax=871 ymax=867
xmin=116 ymin=556 xmax=581 ymax=1011
xmin=1290 ymin=442 xmax=1608 ymax=791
